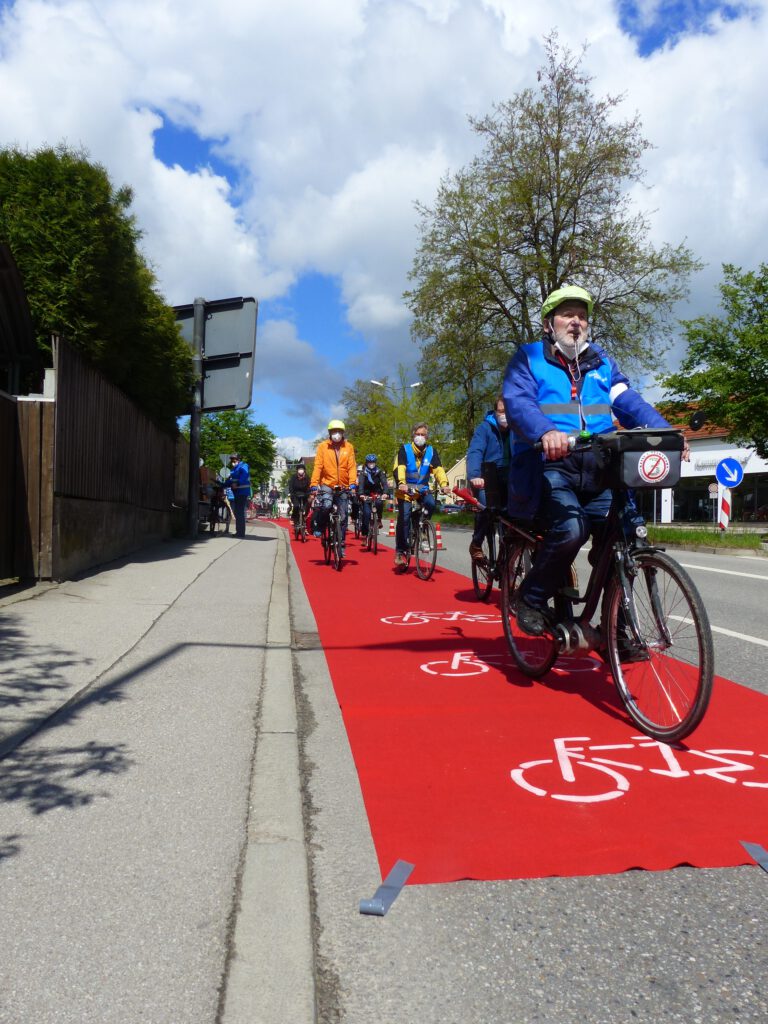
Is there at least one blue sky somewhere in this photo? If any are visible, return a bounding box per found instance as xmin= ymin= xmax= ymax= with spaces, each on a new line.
xmin=1 ymin=0 xmax=766 ymax=455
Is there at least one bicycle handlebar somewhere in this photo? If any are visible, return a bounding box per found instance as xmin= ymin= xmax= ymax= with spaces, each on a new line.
xmin=532 ymin=427 xmax=684 ymax=455
xmin=452 ymin=486 xmax=482 ymax=509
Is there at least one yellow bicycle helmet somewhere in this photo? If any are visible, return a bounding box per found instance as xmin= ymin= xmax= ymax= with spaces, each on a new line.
xmin=541 ymin=285 xmax=594 ymax=320
xmin=327 ymin=419 xmax=346 ymax=432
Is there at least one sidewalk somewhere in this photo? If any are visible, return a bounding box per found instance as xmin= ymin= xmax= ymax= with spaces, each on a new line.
xmin=0 ymin=522 xmax=316 ymax=1023
xmin=0 ymin=533 xmax=242 ymax=757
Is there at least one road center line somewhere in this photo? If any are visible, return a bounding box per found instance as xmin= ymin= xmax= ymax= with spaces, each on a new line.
xmin=670 ymin=615 xmax=768 ymax=649
xmin=679 ymin=563 xmax=768 ymax=582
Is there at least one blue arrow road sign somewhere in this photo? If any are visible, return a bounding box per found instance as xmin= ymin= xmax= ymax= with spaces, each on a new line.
xmin=716 ymin=457 xmax=744 ymax=487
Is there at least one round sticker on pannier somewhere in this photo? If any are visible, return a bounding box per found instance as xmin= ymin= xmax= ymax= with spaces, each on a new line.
xmin=638 ymin=450 xmax=671 ymax=484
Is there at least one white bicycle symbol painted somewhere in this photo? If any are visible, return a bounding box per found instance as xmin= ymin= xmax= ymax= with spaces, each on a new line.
xmin=420 ymin=650 xmax=603 ymax=678
xmin=511 ymin=735 xmax=768 ymax=803
xmin=420 ymin=650 xmax=510 ymax=677
xmin=381 ymin=610 xmax=501 ymax=626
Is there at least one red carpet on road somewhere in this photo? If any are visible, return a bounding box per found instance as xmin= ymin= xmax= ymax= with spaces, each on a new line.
xmin=286 ymin=526 xmax=768 ymax=884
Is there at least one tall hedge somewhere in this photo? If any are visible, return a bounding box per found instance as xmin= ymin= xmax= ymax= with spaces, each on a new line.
xmin=0 ymin=144 xmax=193 ymax=428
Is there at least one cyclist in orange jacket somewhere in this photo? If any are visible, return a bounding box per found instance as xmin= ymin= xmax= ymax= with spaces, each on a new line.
xmin=310 ymin=419 xmax=358 ymax=555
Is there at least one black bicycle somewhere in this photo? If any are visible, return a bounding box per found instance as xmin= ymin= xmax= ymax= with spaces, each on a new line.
xmin=361 ymin=494 xmax=383 ymax=554
xmin=396 ymin=488 xmax=438 ymax=580
xmin=490 ymin=429 xmax=713 ymax=743
xmin=208 ymin=483 xmax=232 ymax=534
xmin=320 ymin=487 xmax=347 ymax=572
xmin=292 ymin=496 xmax=308 ymax=543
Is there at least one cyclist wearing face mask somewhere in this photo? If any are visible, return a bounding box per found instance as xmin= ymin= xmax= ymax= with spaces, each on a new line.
xmin=358 ymin=454 xmax=391 ymax=539
xmin=310 ymin=419 xmax=358 ymax=552
xmin=466 ymin=396 xmax=511 ymax=561
xmin=393 ymin=423 xmax=450 ymax=568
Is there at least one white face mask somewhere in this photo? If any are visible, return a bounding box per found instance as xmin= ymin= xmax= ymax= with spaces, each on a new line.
xmin=330 ymin=432 xmax=343 ymax=443
xmin=413 ymin=435 xmax=427 ymax=448
xmin=496 ymin=412 xmax=508 ymax=428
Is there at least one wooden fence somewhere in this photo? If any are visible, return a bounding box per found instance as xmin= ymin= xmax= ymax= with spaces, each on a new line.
xmin=2 ymin=339 xmax=185 ymax=581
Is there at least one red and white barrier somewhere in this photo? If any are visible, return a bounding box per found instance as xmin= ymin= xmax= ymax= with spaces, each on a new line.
xmin=435 ymin=522 xmax=444 ymax=550
xmin=718 ymin=485 xmax=731 ymax=531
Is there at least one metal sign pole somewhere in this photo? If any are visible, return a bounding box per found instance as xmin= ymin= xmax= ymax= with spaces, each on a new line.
xmin=187 ymin=297 xmax=206 ymax=538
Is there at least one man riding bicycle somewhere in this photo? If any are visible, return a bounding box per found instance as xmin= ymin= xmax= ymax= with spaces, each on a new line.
xmin=310 ymin=419 xmax=358 ymax=556
xmin=502 ymin=284 xmax=687 ymax=637
xmin=466 ymin=396 xmax=511 ymax=563
xmin=358 ymin=454 xmax=391 ymax=539
xmin=393 ymin=423 xmax=450 ymax=568
xmin=288 ymin=462 xmax=311 ymax=531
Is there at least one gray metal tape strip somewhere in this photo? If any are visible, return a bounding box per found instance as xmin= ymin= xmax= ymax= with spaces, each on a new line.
xmin=741 ymin=841 xmax=768 ymax=873
xmin=359 ymin=859 xmax=415 ymax=916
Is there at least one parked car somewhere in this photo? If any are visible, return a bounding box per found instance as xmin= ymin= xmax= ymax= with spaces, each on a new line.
xmin=440 ymin=502 xmax=467 ymax=515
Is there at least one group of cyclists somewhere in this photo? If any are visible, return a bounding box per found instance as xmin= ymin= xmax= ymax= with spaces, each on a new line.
xmin=284 ymin=417 xmax=453 ymax=567
xmin=284 ymin=284 xmax=690 ymax=614
xmin=269 ymin=283 xmax=714 ymax=741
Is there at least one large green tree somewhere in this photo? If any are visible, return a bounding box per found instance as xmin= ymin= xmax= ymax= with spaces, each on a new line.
xmin=192 ymin=410 xmax=277 ymax=487
xmin=0 ymin=144 xmax=193 ymax=428
xmin=406 ymin=34 xmax=700 ymax=444
xmin=662 ymin=264 xmax=768 ymax=459
xmin=341 ymin=368 xmax=465 ymax=477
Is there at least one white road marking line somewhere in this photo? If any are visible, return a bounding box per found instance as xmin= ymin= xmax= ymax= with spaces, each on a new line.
xmin=670 ymin=615 xmax=768 ymax=648
xmin=680 ymin=563 xmax=768 ymax=582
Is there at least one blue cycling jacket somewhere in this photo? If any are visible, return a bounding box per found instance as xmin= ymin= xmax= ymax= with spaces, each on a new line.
xmin=502 ymin=338 xmax=669 ymax=518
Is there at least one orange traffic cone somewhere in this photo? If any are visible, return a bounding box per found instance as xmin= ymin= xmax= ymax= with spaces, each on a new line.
xmin=388 ymin=518 xmax=396 ymax=536
xmin=435 ymin=522 xmax=444 ymax=550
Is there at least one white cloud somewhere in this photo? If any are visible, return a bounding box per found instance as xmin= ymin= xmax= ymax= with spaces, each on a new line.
xmin=275 ymin=435 xmax=318 ymax=459
xmin=0 ymin=0 xmax=767 ymax=417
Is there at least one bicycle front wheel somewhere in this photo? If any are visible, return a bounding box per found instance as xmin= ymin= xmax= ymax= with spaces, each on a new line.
xmin=415 ymin=519 xmax=437 ymax=580
xmin=333 ymin=518 xmax=344 ymax=571
xmin=471 ymin=530 xmax=494 ymax=602
xmin=603 ymin=549 xmax=713 ymax=743
xmin=501 ymin=540 xmax=558 ymax=677
xmin=220 ymin=505 xmax=231 ymax=534
xmin=371 ymin=517 xmax=378 ymax=554
xmin=323 ymin=525 xmax=332 ymax=565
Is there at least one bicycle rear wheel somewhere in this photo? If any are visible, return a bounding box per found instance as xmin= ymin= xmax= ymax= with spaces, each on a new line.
xmin=501 ymin=540 xmax=558 ymax=677
xmin=415 ymin=519 xmax=437 ymax=580
xmin=471 ymin=529 xmax=495 ymax=601
xmin=603 ymin=549 xmax=713 ymax=742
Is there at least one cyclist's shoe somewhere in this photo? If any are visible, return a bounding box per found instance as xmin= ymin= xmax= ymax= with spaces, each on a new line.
xmin=420 ymin=539 xmax=432 ymax=552
xmin=469 ymin=542 xmax=485 ymax=562
xmin=516 ymin=600 xmax=548 ymax=637
xmin=393 ymin=551 xmax=407 ymax=568
xmin=617 ymin=638 xmax=651 ymax=663
xmin=313 ymin=529 xmax=322 ymax=538
xmin=340 ymin=546 xmax=346 ymax=558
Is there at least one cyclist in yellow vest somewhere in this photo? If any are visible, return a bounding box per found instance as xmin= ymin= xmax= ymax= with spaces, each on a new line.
xmin=392 ymin=422 xmax=450 ymax=567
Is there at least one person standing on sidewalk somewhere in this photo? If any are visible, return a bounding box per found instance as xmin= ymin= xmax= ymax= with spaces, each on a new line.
xmin=466 ymin=397 xmax=510 ymax=562
xmin=225 ymin=453 xmax=252 ymax=538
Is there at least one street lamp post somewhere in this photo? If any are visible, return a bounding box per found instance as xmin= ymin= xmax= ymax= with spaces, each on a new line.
xmin=370 ymin=379 xmax=422 ymax=398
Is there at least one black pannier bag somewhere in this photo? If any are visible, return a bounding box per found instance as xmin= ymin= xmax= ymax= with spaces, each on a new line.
xmin=598 ymin=429 xmax=684 ymax=490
